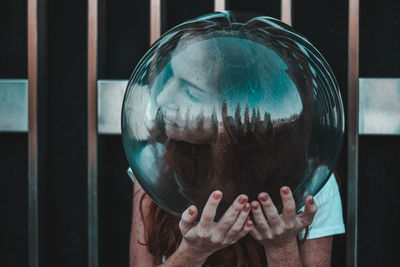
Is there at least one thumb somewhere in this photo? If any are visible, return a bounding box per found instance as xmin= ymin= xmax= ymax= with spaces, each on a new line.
xmin=179 ymin=205 xmax=198 ymax=235
xmin=297 ymin=196 xmax=318 ymax=229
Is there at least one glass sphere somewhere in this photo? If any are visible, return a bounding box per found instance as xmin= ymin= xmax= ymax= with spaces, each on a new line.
xmin=122 ymin=11 xmax=344 ymax=219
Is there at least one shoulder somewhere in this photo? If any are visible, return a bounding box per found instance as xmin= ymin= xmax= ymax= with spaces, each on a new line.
xmin=299 ymin=172 xmax=346 ymax=239
xmin=314 ymin=172 xmax=341 ymax=203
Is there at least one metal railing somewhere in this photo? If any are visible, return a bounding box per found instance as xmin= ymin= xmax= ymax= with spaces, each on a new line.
xmin=3 ymin=0 xmax=399 ymax=266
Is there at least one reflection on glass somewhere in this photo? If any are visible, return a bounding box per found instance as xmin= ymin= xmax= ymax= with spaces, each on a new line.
xmin=122 ymin=11 xmax=344 ymax=219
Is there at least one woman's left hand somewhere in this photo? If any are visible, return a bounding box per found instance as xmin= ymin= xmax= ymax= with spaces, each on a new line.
xmin=249 ymin=186 xmax=318 ymax=250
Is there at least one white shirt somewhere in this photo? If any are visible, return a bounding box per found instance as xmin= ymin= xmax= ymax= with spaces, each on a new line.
xmin=298 ymin=173 xmax=346 ymax=239
xmin=127 ymin=168 xmax=345 ymax=240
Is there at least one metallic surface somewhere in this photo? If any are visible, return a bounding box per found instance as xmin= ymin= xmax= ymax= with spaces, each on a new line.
xmin=97 ymin=78 xmax=400 ymax=136
xmin=0 ymin=79 xmax=28 ymax=132
xmin=98 ymin=80 xmax=127 ymax=134
xmin=28 ymin=0 xmax=39 ymax=266
xmin=150 ymin=0 xmax=161 ymax=45
xmin=88 ymin=0 xmax=99 ymax=266
xmin=214 ymin=0 xmax=226 ymax=12
xmin=281 ymin=0 xmax=292 ymax=26
xmin=7 ymin=79 xmax=399 ymax=138
xmin=359 ymin=78 xmax=400 ymax=135
xmin=347 ymin=0 xmax=359 ymax=266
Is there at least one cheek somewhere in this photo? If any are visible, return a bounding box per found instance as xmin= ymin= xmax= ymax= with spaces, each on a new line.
xmin=156 ymin=81 xmax=184 ymax=110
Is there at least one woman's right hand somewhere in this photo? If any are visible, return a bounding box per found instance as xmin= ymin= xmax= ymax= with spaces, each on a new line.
xmin=177 ymin=191 xmax=253 ymax=260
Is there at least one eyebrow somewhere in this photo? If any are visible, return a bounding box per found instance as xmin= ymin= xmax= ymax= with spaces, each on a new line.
xmin=179 ymin=78 xmax=207 ymax=93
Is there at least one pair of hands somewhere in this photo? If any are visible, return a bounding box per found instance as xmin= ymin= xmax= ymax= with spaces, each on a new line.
xmin=178 ymin=187 xmax=318 ymax=260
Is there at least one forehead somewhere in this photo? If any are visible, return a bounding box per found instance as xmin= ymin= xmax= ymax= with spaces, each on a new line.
xmin=170 ymin=39 xmax=219 ymax=90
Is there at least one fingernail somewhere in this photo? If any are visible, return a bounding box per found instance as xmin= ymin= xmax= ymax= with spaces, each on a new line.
xmin=188 ymin=207 xmax=195 ymax=216
xmin=259 ymin=193 xmax=269 ymax=202
xmin=282 ymin=187 xmax=290 ymax=195
xmin=246 ymin=220 xmax=253 ymax=227
xmin=309 ymin=197 xmax=314 ymax=205
xmin=251 ymin=202 xmax=259 ymax=209
xmin=239 ymin=195 xmax=248 ymax=204
xmin=244 ymin=203 xmax=250 ymax=212
xmin=213 ymin=191 xmax=222 ymax=200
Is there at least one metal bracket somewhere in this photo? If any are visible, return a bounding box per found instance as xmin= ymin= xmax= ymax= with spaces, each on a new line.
xmin=2 ymin=78 xmax=400 ymax=135
xmin=0 ymin=79 xmax=28 ymax=132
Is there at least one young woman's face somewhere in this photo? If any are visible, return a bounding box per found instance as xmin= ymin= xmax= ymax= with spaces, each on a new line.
xmin=155 ymin=40 xmax=220 ymax=144
xmin=152 ymin=36 xmax=304 ymax=144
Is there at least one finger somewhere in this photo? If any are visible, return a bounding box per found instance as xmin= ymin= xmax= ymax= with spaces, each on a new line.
xmin=258 ymin=192 xmax=280 ymax=226
xmin=250 ymin=201 xmax=270 ymax=232
xmin=217 ymin=194 xmax=248 ymax=233
xmin=223 ymin=202 xmax=251 ymax=240
xmin=281 ymin=186 xmax=296 ymax=223
xmin=232 ymin=217 xmax=253 ymax=242
xmin=248 ymin=224 xmax=263 ymax=241
xmin=200 ymin=190 xmax=223 ymax=227
xmin=179 ymin=205 xmax=198 ymax=235
xmin=297 ymin=196 xmax=318 ymax=229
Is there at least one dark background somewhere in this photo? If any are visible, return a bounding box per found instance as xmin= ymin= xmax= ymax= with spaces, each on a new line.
xmin=1 ymin=0 xmax=399 ymax=266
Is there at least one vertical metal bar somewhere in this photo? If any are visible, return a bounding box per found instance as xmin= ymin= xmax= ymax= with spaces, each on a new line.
xmin=347 ymin=0 xmax=359 ymax=266
xmin=281 ymin=0 xmax=292 ymax=26
xmin=214 ymin=0 xmax=226 ymax=12
xmin=88 ymin=0 xmax=99 ymax=266
xmin=150 ymin=0 xmax=161 ymax=45
xmin=28 ymin=0 xmax=39 ymax=266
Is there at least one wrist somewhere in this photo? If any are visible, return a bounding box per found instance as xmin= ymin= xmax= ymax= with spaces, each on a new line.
xmin=177 ymin=240 xmax=210 ymax=265
xmin=264 ymin=238 xmax=301 ymax=266
xmin=263 ymin=237 xmax=298 ymax=252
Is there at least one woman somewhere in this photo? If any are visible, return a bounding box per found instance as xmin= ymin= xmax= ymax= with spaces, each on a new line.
xmin=127 ymin=13 xmax=345 ymax=266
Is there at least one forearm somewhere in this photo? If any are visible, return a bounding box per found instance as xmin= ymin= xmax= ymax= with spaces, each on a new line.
xmin=157 ymin=241 xmax=209 ymax=267
xmin=264 ymin=239 xmax=302 ymax=267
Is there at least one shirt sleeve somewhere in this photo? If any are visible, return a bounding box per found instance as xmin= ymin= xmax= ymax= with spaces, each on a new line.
xmin=298 ymin=172 xmax=346 ymax=239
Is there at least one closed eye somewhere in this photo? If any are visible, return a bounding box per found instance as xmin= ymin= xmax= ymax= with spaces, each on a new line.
xmin=180 ymin=78 xmax=206 ymax=103
xmin=185 ymin=88 xmax=200 ymax=102
xmin=179 ymin=78 xmax=207 ymax=93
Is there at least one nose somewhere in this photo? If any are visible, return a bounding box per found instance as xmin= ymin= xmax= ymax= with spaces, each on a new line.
xmin=156 ymin=78 xmax=182 ymax=111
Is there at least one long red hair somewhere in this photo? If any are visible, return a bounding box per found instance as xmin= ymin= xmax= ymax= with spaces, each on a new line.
xmin=135 ymin=98 xmax=324 ymax=266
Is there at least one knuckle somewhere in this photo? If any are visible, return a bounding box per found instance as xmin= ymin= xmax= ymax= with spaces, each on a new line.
xmin=203 ymin=212 xmax=214 ymax=221
xmin=229 ymin=226 xmax=241 ymax=236
xmin=259 ymin=221 xmax=269 ymax=230
xmin=273 ymin=227 xmax=284 ymax=236
xmin=289 ymin=222 xmax=296 ymax=229
xmin=285 ymin=204 xmax=295 ymax=213
xmin=221 ymin=239 xmax=231 ymax=246
xmin=197 ymin=229 xmax=209 ymax=239
xmin=216 ymin=223 xmax=229 ymax=233
xmin=306 ymin=216 xmax=314 ymax=225
xmin=225 ymin=214 xmax=237 ymax=224
xmin=178 ymin=221 xmax=184 ymax=230
xmin=261 ymin=201 xmax=272 ymax=208
xmin=234 ymin=205 xmax=243 ymax=214
xmin=210 ymin=234 xmax=223 ymax=244
xmin=313 ymin=205 xmax=318 ymax=213
xmin=285 ymin=222 xmax=296 ymax=230
xmin=252 ymin=208 xmax=262 ymax=218
xmin=265 ymin=232 xmax=274 ymax=240
xmin=181 ymin=215 xmax=190 ymax=223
